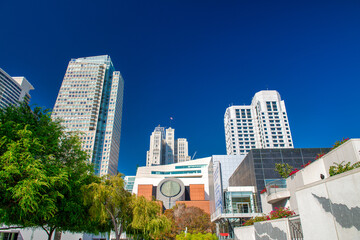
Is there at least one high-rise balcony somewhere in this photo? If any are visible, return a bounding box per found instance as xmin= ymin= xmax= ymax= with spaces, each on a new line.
xmin=265 ymin=179 xmax=290 ymax=204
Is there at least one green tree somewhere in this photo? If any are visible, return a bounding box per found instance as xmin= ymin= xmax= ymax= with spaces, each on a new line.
xmin=84 ymin=174 xmax=133 ymax=240
xmin=274 ymin=163 xmax=293 ymax=178
xmin=130 ymin=195 xmax=172 ymax=240
xmin=0 ymin=103 xmax=100 ymax=240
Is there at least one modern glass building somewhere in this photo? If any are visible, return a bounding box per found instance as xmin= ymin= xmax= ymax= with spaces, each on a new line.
xmin=0 ymin=68 xmax=34 ymax=109
xmin=228 ymin=148 xmax=330 ymax=211
xmin=52 ymin=55 xmax=124 ymax=176
xmin=124 ymin=176 xmax=136 ymax=192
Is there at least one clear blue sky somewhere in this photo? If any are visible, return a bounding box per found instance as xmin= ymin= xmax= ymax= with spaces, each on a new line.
xmin=1 ymin=0 xmax=359 ymax=175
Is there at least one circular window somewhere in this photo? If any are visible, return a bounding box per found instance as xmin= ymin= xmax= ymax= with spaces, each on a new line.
xmin=160 ymin=180 xmax=181 ymax=197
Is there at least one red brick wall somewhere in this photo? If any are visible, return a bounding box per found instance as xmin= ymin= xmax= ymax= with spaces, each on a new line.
xmin=138 ymin=184 xmax=153 ymax=201
xmin=189 ymin=184 xmax=205 ymax=200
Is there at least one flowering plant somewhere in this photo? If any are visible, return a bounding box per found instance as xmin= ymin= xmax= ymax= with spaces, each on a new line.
xmin=332 ymin=138 xmax=349 ymax=150
xmin=269 ymin=207 xmax=295 ymax=220
xmin=260 ymin=188 xmax=267 ymax=194
xmin=301 ymin=161 xmax=312 ymax=168
xmin=288 ymin=169 xmax=299 ymax=176
xmin=315 ymin=153 xmax=325 ymax=160
xmin=242 ymin=207 xmax=295 ymax=226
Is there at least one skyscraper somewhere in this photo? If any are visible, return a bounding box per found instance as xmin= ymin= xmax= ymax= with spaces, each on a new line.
xmin=224 ymin=90 xmax=293 ymax=155
xmin=146 ymin=126 xmax=190 ymax=166
xmin=52 ymin=55 xmax=124 ymax=176
xmin=0 ymin=68 xmax=34 ymax=109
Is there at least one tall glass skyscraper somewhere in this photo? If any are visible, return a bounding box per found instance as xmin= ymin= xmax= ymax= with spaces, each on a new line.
xmin=52 ymin=55 xmax=124 ymax=176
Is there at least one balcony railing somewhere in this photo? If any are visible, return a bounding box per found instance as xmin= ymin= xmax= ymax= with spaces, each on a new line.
xmin=265 ymin=179 xmax=287 ymax=195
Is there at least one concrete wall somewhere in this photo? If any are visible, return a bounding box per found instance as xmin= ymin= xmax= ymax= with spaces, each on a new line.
xmin=234 ymin=225 xmax=255 ymax=240
xmin=285 ymin=139 xmax=360 ymax=214
xmin=233 ymin=218 xmax=291 ymax=240
xmin=254 ymin=218 xmax=291 ymax=240
xmin=260 ymin=192 xmax=273 ymax=214
xmin=296 ymin=168 xmax=360 ymax=240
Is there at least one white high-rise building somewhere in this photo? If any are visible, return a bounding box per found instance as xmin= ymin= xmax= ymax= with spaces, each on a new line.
xmin=52 ymin=55 xmax=124 ymax=176
xmin=146 ymin=126 xmax=190 ymax=166
xmin=0 ymin=68 xmax=34 ymax=109
xmin=146 ymin=126 xmax=165 ymax=166
xmin=176 ymin=138 xmax=191 ymax=163
xmin=165 ymin=127 xmax=175 ymax=165
xmin=224 ymin=90 xmax=293 ymax=155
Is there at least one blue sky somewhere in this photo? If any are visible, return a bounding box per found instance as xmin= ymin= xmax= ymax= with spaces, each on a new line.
xmin=1 ymin=0 xmax=359 ymax=175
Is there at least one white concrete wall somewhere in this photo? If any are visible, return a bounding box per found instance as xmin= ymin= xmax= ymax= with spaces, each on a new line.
xmin=234 ymin=218 xmax=292 ymax=240
xmin=260 ymin=192 xmax=273 ymax=214
xmin=234 ymin=225 xmax=255 ymax=240
xmin=285 ymin=139 xmax=360 ymax=214
xmin=296 ymin=168 xmax=360 ymax=240
xmin=254 ymin=218 xmax=291 ymax=240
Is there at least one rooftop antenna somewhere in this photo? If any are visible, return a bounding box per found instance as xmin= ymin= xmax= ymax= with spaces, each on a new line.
xmin=192 ymin=151 xmax=197 ymax=160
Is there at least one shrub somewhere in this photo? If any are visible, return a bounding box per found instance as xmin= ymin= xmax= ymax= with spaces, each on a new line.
xmin=329 ymin=161 xmax=360 ymax=176
xmin=275 ymin=163 xmax=293 ymax=178
xmin=269 ymin=207 xmax=295 ymax=220
xmin=242 ymin=207 xmax=295 ymax=226
xmin=176 ymin=232 xmax=218 ymax=240
xmin=332 ymin=138 xmax=349 ymax=150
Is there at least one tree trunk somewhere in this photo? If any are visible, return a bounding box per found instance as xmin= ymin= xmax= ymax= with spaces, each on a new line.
xmin=54 ymin=230 xmax=62 ymax=240
xmin=47 ymin=227 xmax=55 ymax=240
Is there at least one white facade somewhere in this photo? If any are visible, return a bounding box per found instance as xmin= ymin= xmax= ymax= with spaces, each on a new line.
xmin=133 ymin=157 xmax=211 ymax=198
xmin=52 ymin=55 xmax=124 ymax=176
xmin=0 ymin=68 xmax=34 ymax=109
xmin=165 ymin=127 xmax=175 ymax=164
xmin=124 ymin=175 xmax=136 ymax=192
xmin=176 ymin=138 xmax=190 ymax=163
xmin=146 ymin=126 xmax=190 ymax=166
xmin=224 ymin=90 xmax=293 ymax=155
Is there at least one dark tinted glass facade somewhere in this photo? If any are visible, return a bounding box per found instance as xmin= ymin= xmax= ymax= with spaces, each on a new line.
xmin=228 ymin=148 xmax=330 ymax=211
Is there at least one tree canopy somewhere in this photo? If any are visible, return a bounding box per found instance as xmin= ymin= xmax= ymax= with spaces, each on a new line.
xmin=84 ymin=174 xmax=133 ymax=240
xmin=0 ymin=103 xmax=101 ymax=240
xmin=164 ymin=204 xmax=215 ymax=238
xmin=84 ymin=174 xmax=172 ymax=240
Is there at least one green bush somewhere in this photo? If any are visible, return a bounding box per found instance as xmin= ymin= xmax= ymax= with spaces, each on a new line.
xmin=242 ymin=207 xmax=295 ymax=226
xmin=274 ymin=163 xmax=293 ymax=178
xmin=329 ymin=161 xmax=360 ymax=176
xmin=176 ymin=232 xmax=218 ymax=240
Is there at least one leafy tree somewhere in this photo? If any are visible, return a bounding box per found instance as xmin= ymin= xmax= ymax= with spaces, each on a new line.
xmin=164 ymin=204 xmax=215 ymax=237
xmin=130 ymin=195 xmax=171 ymax=240
xmin=0 ymin=103 xmax=100 ymax=240
xmin=274 ymin=163 xmax=293 ymax=178
xmin=84 ymin=174 xmax=133 ymax=240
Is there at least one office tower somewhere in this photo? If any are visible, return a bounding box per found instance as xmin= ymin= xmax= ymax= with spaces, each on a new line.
xmin=165 ymin=127 xmax=175 ymax=165
xmin=224 ymin=90 xmax=293 ymax=155
xmin=146 ymin=125 xmax=190 ymax=166
xmin=52 ymin=55 xmax=124 ymax=176
xmin=176 ymin=138 xmax=190 ymax=163
xmin=0 ymin=68 xmax=34 ymax=109
xmin=146 ymin=126 xmax=165 ymax=166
